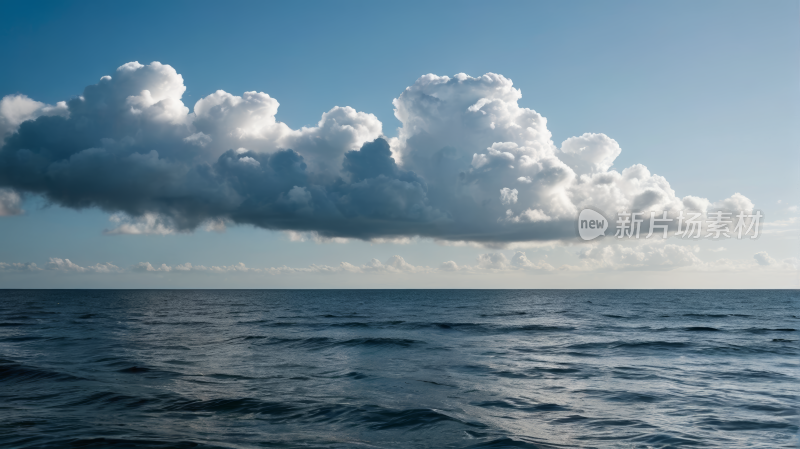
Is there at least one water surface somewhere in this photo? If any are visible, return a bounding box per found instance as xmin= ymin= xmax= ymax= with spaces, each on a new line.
xmin=0 ymin=290 xmax=797 ymax=448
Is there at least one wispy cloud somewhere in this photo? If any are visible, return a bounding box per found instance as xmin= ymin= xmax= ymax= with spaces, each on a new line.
xmin=2 ymin=247 xmax=795 ymax=278
xmin=44 ymin=258 xmax=121 ymax=273
xmin=0 ymin=262 xmax=40 ymax=272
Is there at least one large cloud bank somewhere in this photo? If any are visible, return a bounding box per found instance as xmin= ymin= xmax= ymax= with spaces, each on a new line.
xmin=0 ymin=62 xmax=749 ymax=242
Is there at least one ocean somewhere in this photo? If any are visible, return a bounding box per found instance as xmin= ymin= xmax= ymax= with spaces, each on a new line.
xmin=0 ymin=290 xmax=796 ymax=448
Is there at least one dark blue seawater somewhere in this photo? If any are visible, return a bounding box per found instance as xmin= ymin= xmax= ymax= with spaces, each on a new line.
xmin=0 ymin=290 xmax=797 ymax=448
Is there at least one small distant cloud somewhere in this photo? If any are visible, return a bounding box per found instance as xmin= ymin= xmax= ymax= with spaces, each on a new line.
xmin=0 ymin=188 xmax=22 ymax=216
xmin=753 ymin=251 xmax=776 ymax=266
xmin=131 ymin=262 xmax=172 ymax=272
xmin=45 ymin=257 xmax=120 ymax=273
xmin=105 ymin=213 xmax=177 ymax=235
xmin=0 ymin=262 xmax=40 ymax=272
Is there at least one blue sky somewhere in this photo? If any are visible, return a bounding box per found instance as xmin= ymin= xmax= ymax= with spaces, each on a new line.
xmin=0 ymin=0 xmax=797 ymax=287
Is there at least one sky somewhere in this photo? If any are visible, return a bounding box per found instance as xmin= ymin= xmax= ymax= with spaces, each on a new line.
xmin=0 ymin=0 xmax=797 ymax=288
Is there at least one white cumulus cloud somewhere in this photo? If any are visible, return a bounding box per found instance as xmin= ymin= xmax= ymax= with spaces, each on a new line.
xmin=0 ymin=63 xmax=755 ymax=245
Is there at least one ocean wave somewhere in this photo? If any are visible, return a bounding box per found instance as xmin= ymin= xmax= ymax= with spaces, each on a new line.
xmin=566 ymin=341 xmax=691 ymax=351
xmin=236 ymin=335 xmax=424 ymax=350
xmin=400 ymin=322 xmax=574 ymax=334
xmin=473 ymin=399 xmax=569 ymax=413
xmin=159 ymin=397 xmax=485 ymax=431
xmin=21 ymin=438 xmax=230 ymax=449
xmin=0 ymin=360 xmax=83 ymax=384
xmin=479 ymin=311 xmax=529 ymax=317
xmin=699 ymin=417 xmax=796 ymax=431
xmin=466 ymin=437 xmax=555 ymax=448
xmin=743 ymin=328 xmax=796 ymax=333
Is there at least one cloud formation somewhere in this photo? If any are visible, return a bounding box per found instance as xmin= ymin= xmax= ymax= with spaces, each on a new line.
xmin=0 ymin=188 xmax=22 ymax=216
xmin=44 ymin=258 xmax=121 ymax=273
xmin=0 ymin=262 xmax=40 ymax=272
xmin=0 ymin=62 xmax=752 ymax=243
xmin=1 ymin=248 xmax=794 ymax=278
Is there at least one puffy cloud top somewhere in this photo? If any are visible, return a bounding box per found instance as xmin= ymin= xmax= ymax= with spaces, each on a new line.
xmin=0 ymin=62 xmax=751 ymax=243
